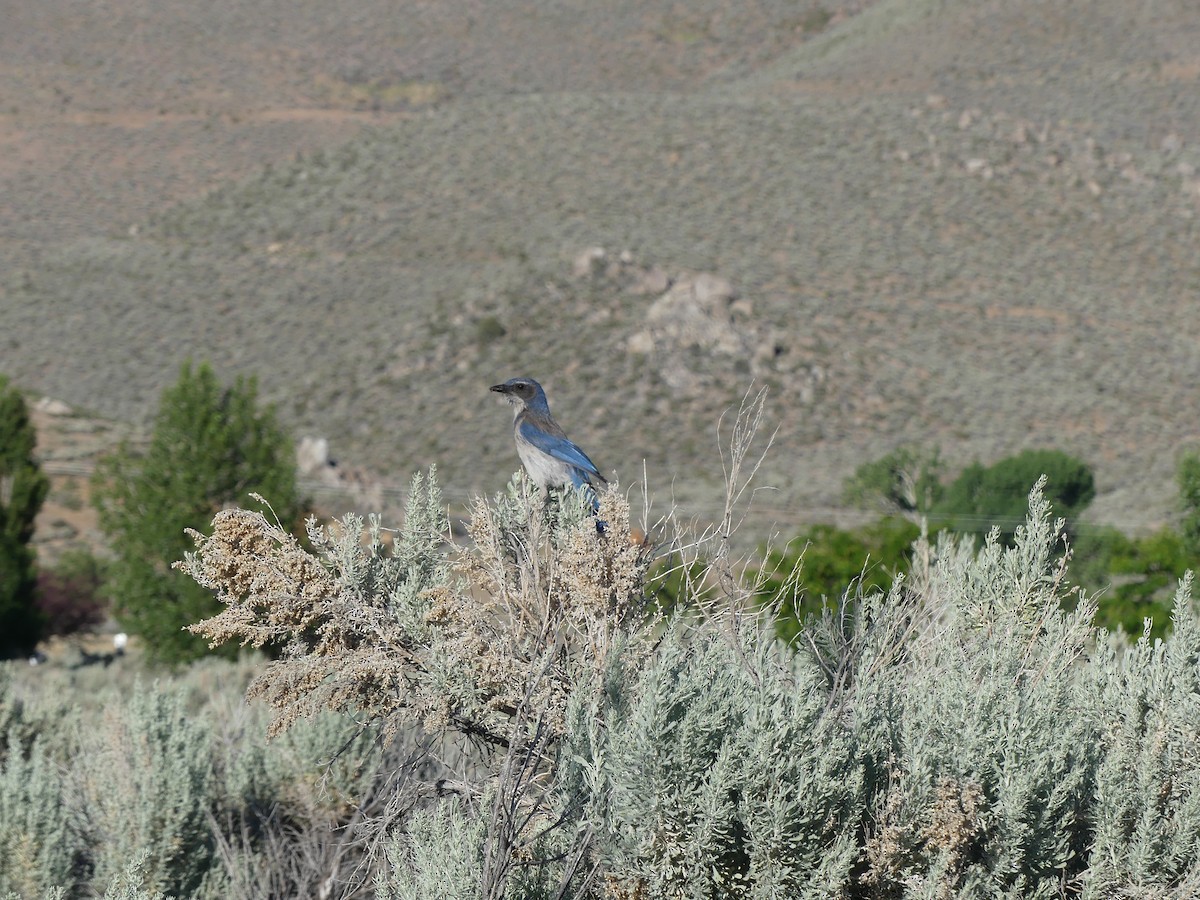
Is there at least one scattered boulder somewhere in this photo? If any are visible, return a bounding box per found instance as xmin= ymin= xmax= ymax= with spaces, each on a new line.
xmin=572 ymin=246 xmax=607 ymax=278
xmin=569 ymin=248 xmax=821 ymax=400
xmin=626 ymin=331 xmax=655 ymax=355
xmin=627 ymin=271 xmax=773 ymax=393
xmin=35 ymin=397 xmax=74 ymax=416
xmin=629 ymin=265 xmax=671 ymax=296
xmin=296 ymin=436 xmax=332 ymax=476
xmin=296 ymin=435 xmax=388 ymax=510
xmin=641 ymin=273 xmax=743 ymax=358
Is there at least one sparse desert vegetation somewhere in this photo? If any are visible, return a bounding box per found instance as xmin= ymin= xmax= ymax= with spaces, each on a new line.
xmin=4 ymin=0 xmax=1200 ymax=895
xmin=2 ymin=0 xmax=1199 ymax=532
xmin=7 ymin=446 xmax=1200 ymax=896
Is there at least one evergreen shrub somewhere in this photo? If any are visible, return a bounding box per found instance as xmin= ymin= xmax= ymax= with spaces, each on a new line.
xmin=91 ymin=361 xmax=304 ymax=665
xmin=1179 ymin=451 xmax=1200 ymax=556
xmin=0 ymin=376 xmax=50 ymax=657
xmin=933 ymin=448 xmax=1095 ymax=543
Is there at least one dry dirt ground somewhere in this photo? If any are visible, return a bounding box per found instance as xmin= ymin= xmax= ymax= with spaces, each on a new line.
xmin=26 ymin=403 xmax=129 ymax=563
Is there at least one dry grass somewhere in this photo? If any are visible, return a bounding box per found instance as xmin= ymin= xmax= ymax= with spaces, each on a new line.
xmin=180 ymin=474 xmax=655 ymax=748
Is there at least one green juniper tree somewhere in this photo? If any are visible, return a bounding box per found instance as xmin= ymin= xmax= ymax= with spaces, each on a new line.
xmin=756 ymin=517 xmax=920 ymax=641
xmin=933 ymin=448 xmax=1095 ymax=543
xmin=842 ymin=445 xmax=944 ymax=516
xmin=1178 ymin=451 xmax=1200 ymax=558
xmin=92 ymin=361 xmax=304 ymax=665
xmin=0 ymin=376 xmax=50 ymax=657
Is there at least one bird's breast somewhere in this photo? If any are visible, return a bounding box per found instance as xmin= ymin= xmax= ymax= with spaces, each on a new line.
xmin=514 ymin=433 xmax=574 ymax=489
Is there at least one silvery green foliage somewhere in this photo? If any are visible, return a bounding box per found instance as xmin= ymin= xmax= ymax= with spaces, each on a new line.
xmin=0 ymin=655 xmax=440 ymax=899
xmin=206 ymin=705 xmax=394 ymax=900
xmin=489 ymin=470 xmax=597 ymax=546
xmin=376 ymin=800 xmax=484 ymax=900
xmin=11 ymin=477 xmax=1200 ymax=898
xmin=374 ymin=789 xmax=575 ymax=900
xmin=336 ymin=467 xmax=449 ymax=618
xmin=848 ymin=483 xmax=1103 ymax=898
xmin=99 ymin=854 xmax=167 ymax=900
xmin=77 ymin=684 xmax=216 ymax=898
xmin=559 ymin=618 xmax=864 ymax=898
xmin=308 ymin=467 xmax=449 ymax=643
xmin=400 ymin=478 xmax=1200 ymax=898
xmin=0 ymin=891 xmax=63 ymax=900
xmin=1083 ymin=574 xmax=1200 ymax=898
xmin=0 ymin=736 xmax=78 ymax=898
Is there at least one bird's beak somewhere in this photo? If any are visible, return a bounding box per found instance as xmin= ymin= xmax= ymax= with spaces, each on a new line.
xmin=490 ymin=383 xmax=509 ymax=394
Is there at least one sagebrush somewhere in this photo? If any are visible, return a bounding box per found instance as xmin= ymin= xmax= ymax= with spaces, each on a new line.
xmin=4 ymin=417 xmax=1200 ymax=896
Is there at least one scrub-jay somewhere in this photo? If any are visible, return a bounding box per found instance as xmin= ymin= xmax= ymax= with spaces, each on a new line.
xmin=490 ymin=377 xmax=606 ymax=511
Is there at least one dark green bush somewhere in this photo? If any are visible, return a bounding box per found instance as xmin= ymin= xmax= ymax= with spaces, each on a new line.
xmin=933 ymin=448 xmax=1095 ymax=543
xmin=0 ymin=375 xmax=50 ymax=658
xmin=1071 ymin=526 xmax=1192 ymax=640
xmin=91 ymin=361 xmax=304 ymax=665
xmin=756 ymin=517 xmax=920 ymax=641
xmin=842 ymin=445 xmax=944 ymax=515
xmin=1179 ymin=451 xmax=1200 ymax=556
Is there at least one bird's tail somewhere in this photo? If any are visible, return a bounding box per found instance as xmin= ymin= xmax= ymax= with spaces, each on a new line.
xmin=569 ymin=479 xmax=606 ymax=533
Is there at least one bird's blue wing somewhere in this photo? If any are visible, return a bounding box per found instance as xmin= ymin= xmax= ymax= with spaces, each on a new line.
xmin=518 ymin=420 xmax=604 ymax=482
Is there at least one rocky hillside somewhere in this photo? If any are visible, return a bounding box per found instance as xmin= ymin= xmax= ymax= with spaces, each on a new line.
xmin=4 ymin=0 xmax=1199 ymax=539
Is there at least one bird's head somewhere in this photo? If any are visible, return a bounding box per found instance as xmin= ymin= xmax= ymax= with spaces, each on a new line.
xmin=490 ymin=377 xmax=549 ymax=413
